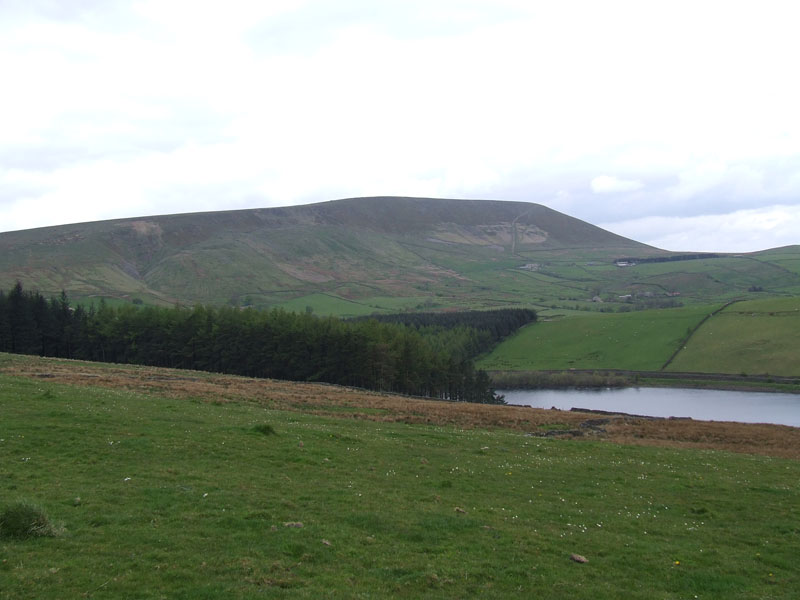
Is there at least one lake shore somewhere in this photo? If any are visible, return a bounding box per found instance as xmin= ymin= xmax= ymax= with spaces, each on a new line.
xmin=488 ymin=369 xmax=800 ymax=394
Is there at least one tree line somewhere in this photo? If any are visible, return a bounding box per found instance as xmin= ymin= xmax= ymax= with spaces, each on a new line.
xmin=356 ymin=308 xmax=536 ymax=339
xmin=357 ymin=308 xmax=537 ymax=362
xmin=615 ymin=253 xmax=721 ymax=265
xmin=0 ymin=283 xmax=527 ymax=403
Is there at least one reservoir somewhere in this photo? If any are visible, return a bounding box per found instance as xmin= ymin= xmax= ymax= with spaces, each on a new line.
xmin=500 ymin=387 xmax=800 ymax=427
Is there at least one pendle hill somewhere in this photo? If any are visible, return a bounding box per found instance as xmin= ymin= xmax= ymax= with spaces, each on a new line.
xmin=3 ymin=196 xmax=799 ymax=314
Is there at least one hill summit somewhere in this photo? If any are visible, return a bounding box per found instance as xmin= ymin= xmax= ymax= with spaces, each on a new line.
xmin=0 ymin=197 xmax=658 ymax=306
xmin=0 ymin=197 xmax=657 ymax=310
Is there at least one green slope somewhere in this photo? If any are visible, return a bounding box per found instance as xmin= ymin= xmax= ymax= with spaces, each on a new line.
xmin=666 ymin=297 xmax=800 ymax=376
xmin=0 ymin=197 xmax=661 ymax=308
xmin=478 ymin=305 xmax=714 ymax=371
xmin=1 ymin=197 xmax=799 ymax=313
xmin=480 ymin=296 xmax=800 ymax=377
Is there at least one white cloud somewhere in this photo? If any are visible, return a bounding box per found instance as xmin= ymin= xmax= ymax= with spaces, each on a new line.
xmin=600 ymin=205 xmax=800 ymax=253
xmin=590 ymin=175 xmax=644 ymax=194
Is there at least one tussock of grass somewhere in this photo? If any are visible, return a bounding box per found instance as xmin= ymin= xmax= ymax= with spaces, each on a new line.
xmin=0 ymin=501 xmax=61 ymax=540
xmin=537 ymin=423 xmax=572 ymax=431
xmin=252 ymin=423 xmax=277 ymax=436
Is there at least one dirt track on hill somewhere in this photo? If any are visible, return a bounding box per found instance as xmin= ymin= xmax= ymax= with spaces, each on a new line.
xmin=3 ymin=355 xmax=799 ymax=460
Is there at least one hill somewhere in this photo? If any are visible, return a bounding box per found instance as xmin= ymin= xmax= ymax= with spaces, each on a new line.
xmin=0 ymin=196 xmax=662 ymax=311
xmin=2 ymin=196 xmax=799 ymax=315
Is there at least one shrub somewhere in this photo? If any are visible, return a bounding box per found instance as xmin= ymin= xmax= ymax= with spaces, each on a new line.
xmin=252 ymin=423 xmax=276 ymax=436
xmin=0 ymin=501 xmax=60 ymax=539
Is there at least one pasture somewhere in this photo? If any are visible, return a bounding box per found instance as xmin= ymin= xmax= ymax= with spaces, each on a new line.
xmin=477 ymin=305 xmax=714 ymax=371
xmin=1 ymin=355 xmax=798 ymax=598
xmin=666 ymin=297 xmax=800 ymax=376
xmin=480 ymin=297 xmax=800 ymax=378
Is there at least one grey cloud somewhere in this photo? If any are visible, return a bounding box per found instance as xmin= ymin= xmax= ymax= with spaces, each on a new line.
xmin=1 ymin=103 xmax=232 ymax=172
xmin=0 ymin=173 xmax=52 ymax=225
xmin=475 ymin=154 xmax=800 ymax=226
xmin=0 ymin=178 xmax=49 ymax=204
xmin=0 ymin=144 xmax=96 ymax=172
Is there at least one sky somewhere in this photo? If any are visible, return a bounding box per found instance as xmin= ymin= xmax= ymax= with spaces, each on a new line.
xmin=2 ymin=0 xmax=799 ymax=252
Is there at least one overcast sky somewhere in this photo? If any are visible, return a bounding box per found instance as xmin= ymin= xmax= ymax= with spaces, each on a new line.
xmin=2 ymin=0 xmax=799 ymax=252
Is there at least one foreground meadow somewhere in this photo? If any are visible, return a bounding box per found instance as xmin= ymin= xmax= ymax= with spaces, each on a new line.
xmin=1 ymin=356 xmax=799 ymax=598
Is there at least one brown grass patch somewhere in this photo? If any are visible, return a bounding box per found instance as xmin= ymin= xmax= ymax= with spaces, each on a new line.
xmin=3 ymin=354 xmax=799 ymax=460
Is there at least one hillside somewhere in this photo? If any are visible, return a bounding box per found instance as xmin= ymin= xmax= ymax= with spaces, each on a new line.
xmin=0 ymin=197 xmax=658 ymax=311
xmin=479 ymin=296 xmax=800 ymax=379
xmin=478 ymin=305 xmax=715 ymax=372
xmin=2 ymin=196 xmax=799 ymax=314
xmin=665 ymin=297 xmax=800 ymax=376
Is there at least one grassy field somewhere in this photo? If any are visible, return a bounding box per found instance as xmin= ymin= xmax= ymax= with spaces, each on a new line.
xmin=479 ymin=296 xmax=800 ymax=377
xmin=667 ymin=297 xmax=800 ymax=376
xmin=477 ymin=305 xmax=715 ymax=371
xmin=1 ymin=355 xmax=799 ymax=598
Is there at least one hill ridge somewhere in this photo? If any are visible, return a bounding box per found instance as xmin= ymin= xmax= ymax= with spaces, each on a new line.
xmin=2 ymin=197 xmax=798 ymax=313
xmin=0 ymin=197 xmax=655 ymax=307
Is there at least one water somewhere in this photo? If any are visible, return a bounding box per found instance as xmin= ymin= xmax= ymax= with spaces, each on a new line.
xmin=499 ymin=387 xmax=800 ymax=427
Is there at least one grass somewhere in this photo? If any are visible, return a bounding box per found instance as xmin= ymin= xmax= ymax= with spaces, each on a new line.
xmin=667 ymin=297 xmax=800 ymax=376
xmin=251 ymin=423 xmax=277 ymax=436
xmin=0 ymin=502 xmax=61 ymax=540
xmin=1 ymin=359 xmax=799 ymax=598
xmin=478 ymin=305 xmax=714 ymax=371
xmin=723 ymin=296 xmax=800 ymax=313
xmin=481 ymin=297 xmax=800 ymax=377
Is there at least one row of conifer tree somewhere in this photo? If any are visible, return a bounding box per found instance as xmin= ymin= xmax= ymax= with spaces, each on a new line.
xmin=0 ymin=283 xmax=535 ymax=403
